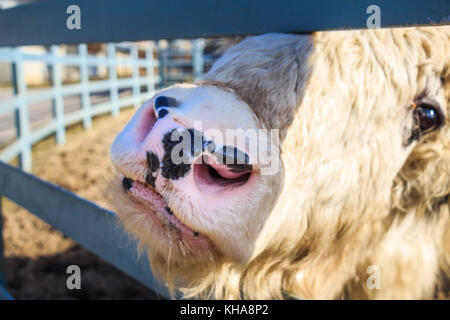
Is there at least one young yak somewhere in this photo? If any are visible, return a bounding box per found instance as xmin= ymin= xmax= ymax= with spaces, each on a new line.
xmin=110 ymin=26 xmax=450 ymax=299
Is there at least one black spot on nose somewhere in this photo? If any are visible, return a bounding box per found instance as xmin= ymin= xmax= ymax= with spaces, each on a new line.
xmin=166 ymin=207 xmax=173 ymax=215
xmin=122 ymin=177 xmax=133 ymax=190
xmin=161 ymin=129 xmax=191 ymax=180
xmin=146 ymin=151 xmax=160 ymax=172
xmin=154 ymin=96 xmax=178 ymax=110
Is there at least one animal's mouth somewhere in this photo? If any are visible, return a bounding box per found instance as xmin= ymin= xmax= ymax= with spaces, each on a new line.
xmin=122 ymin=176 xmax=210 ymax=247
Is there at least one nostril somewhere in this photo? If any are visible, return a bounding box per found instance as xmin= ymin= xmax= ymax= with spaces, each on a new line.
xmin=154 ymin=95 xmax=178 ymax=111
xmin=154 ymin=96 xmax=179 ymax=120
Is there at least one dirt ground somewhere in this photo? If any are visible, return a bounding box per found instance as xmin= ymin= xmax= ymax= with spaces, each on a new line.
xmin=2 ymin=107 xmax=163 ymax=299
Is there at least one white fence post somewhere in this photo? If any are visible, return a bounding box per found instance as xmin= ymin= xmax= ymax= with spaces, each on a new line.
xmin=107 ymin=43 xmax=119 ymax=117
xmin=131 ymin=45 xmax=140 ymax=108
xmin=192 ymin=39 xmax=205 ymax=81
xmin=79 ymin=44 xmax=92 ymax=129
xmin=12 ymin=48 xmax=31 ymax=171
xmin=146 ymin=43 xmax=156 ymax=96
xmin=50 ymin=45 xmax=65 ymax=145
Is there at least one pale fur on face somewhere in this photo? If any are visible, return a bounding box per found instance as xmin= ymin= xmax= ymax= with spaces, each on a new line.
xmin=111 ymin=26 xmax=450 ymax=299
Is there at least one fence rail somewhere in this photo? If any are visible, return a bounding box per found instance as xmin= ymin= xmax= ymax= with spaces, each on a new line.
xmin=0 ymin=40 xmax=205 ymax=171
xmin=0 ymin=0 xmax=448 ymax=46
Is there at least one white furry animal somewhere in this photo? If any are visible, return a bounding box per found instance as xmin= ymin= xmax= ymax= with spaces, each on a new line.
xmin=110 ymin=26 xmax=450 ymax=299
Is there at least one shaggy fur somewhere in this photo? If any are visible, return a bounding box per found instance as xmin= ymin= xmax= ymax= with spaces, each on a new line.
xmin=111 ymin=26 xmax=450 ymax=299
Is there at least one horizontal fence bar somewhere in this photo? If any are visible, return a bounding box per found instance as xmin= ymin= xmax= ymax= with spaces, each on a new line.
xmin=0 ymin=77 xmax=160 ymax=117
xmin=0 ymin=50 xmax=159 ymax=68
xmin=0 ymin=161 xmax=170 ymax=299
xmin=0 ymin=141 xmax=22 ymax=163
xmin=0 ymin=0 xmax=449 ymax=46
xmin=0 ymin=91 xmax=154 ymax=163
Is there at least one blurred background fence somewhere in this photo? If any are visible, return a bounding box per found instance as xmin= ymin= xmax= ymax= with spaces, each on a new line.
xmin=0 ymin=39 xmax=209 ymax=171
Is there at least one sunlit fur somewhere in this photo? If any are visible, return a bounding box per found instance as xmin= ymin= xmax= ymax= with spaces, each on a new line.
xmin=111 ymin=26 xmax=450 ymax=299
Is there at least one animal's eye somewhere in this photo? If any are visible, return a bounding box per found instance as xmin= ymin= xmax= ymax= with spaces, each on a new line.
xmin=413 ymin=101 xmax=443 ymax=134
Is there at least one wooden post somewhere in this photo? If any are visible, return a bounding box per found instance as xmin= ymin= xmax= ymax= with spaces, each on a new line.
xmin=79 ymin=44 xmax=92 ymax=129
xmin=12 ymin=48 xmax=31 ymax=171
xmin=50 ymin=45 xmax=65 ymax=145
xmin=107 ymin=43 xmax=119 ymax=117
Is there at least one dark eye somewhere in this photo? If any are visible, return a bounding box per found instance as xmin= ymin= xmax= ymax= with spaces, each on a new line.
xmin=414 ymin=101 xmax=443 ymax=134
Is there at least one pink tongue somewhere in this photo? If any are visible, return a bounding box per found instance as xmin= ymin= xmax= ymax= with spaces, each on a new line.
xmin=208 ymin=161 xmax=247 ymax=179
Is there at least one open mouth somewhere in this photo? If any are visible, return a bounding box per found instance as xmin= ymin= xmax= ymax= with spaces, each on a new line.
xmin=122 ymin=176 xmax=209 ymax=245
xmin=194 ymin=154 xmax=252 ymax=191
